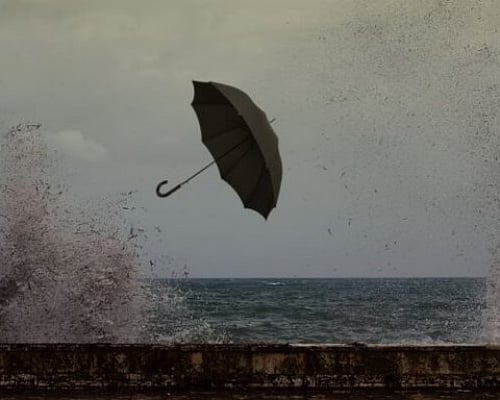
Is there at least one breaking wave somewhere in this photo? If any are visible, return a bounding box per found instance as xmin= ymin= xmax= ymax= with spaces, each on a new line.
xmin=0 ymin=124 xmax=150 ymax=342
xmin=0 ymin=124 xmax=226 ymax=344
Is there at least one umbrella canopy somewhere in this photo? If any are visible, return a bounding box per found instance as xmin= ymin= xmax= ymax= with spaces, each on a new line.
xmin=190 ymin=81 xmax=282 ymax=219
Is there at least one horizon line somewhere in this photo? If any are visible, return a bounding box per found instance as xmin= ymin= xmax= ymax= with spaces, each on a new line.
xmin=144 ymin=275 xmax=485 ymax=280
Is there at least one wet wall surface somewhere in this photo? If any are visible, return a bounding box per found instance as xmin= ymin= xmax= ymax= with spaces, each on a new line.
xmin=2 ymin=344 xmax=500 ymax=393
xmin=3 ymin=392 xmax=500 ymax=400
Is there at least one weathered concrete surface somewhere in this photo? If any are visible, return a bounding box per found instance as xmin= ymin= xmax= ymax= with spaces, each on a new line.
xmin=0 ymin=344 xmax=500 ymax=392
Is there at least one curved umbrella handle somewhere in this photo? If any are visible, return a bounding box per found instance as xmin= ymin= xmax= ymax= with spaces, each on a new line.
xmin=155 ymin=160 xmax=217 ymax=199
xmin=156 ymin=180 xmax=182 ymax=198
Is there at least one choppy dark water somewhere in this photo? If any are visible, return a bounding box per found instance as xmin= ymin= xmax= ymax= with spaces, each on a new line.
xmin=149 ymin=278 xmax=486 ymax=344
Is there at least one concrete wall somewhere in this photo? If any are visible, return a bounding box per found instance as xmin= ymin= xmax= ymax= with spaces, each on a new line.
xmin=0 ymin=344 xmax=500 ymax=391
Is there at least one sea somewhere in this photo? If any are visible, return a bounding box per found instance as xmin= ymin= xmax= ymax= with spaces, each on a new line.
xmin=149 ymin=277 xmax=485 ymax=345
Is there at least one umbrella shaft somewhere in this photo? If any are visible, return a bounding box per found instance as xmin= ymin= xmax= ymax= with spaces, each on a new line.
xmin=181 ymin=159 xmax=216 ymax=185
xmin=182 ymin=136 xmax=252 ymax=185
xmin=157 ymin=136 xmax=252 ymax=198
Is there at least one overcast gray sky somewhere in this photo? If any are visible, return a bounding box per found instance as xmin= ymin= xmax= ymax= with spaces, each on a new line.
xmin=1 ymin=0 xmax=500 ymax=278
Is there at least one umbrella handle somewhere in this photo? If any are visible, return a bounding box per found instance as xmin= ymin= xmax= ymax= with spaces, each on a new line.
xmin=155 ymin=139 xmax=248 ymax=200
xmin=156 ymin=180 xmax=182 ymax=198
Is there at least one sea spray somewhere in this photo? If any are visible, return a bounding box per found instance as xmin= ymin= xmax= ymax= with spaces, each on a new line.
xmin=145 ymin=278 xmax=230 ymax=343
xmin=0 ymin=124 xmax=229 ymax=344
xmin=0 ymin=124 xmax=152 ymax=342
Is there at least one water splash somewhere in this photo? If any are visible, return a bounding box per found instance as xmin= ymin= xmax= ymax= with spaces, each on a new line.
xmin=145 ymin=279 xmax=230 ymax=343
xmin=0 ymin=124 xmax=150 ymax=342
xmin=0 ymin=124 xmax=229 ymax=344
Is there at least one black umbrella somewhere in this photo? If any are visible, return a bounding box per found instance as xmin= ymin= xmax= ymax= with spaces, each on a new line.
xmin=156 ymin=81 xmax=282 ymax=219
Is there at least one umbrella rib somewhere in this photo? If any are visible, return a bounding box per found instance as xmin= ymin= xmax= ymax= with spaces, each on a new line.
xmin=220 ymin=141 xmax=255 ymax=177
xmin=245 ymin=162 xmax=267 ymax=206
xmin=203 ymin=127 xmax=249 ymax=143
xmin=181 ymin=136 xmax=253 ymax=186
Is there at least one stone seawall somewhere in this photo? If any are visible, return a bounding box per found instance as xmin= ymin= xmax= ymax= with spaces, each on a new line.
xmin=0 ymin=344 xmax=499 ymax=392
